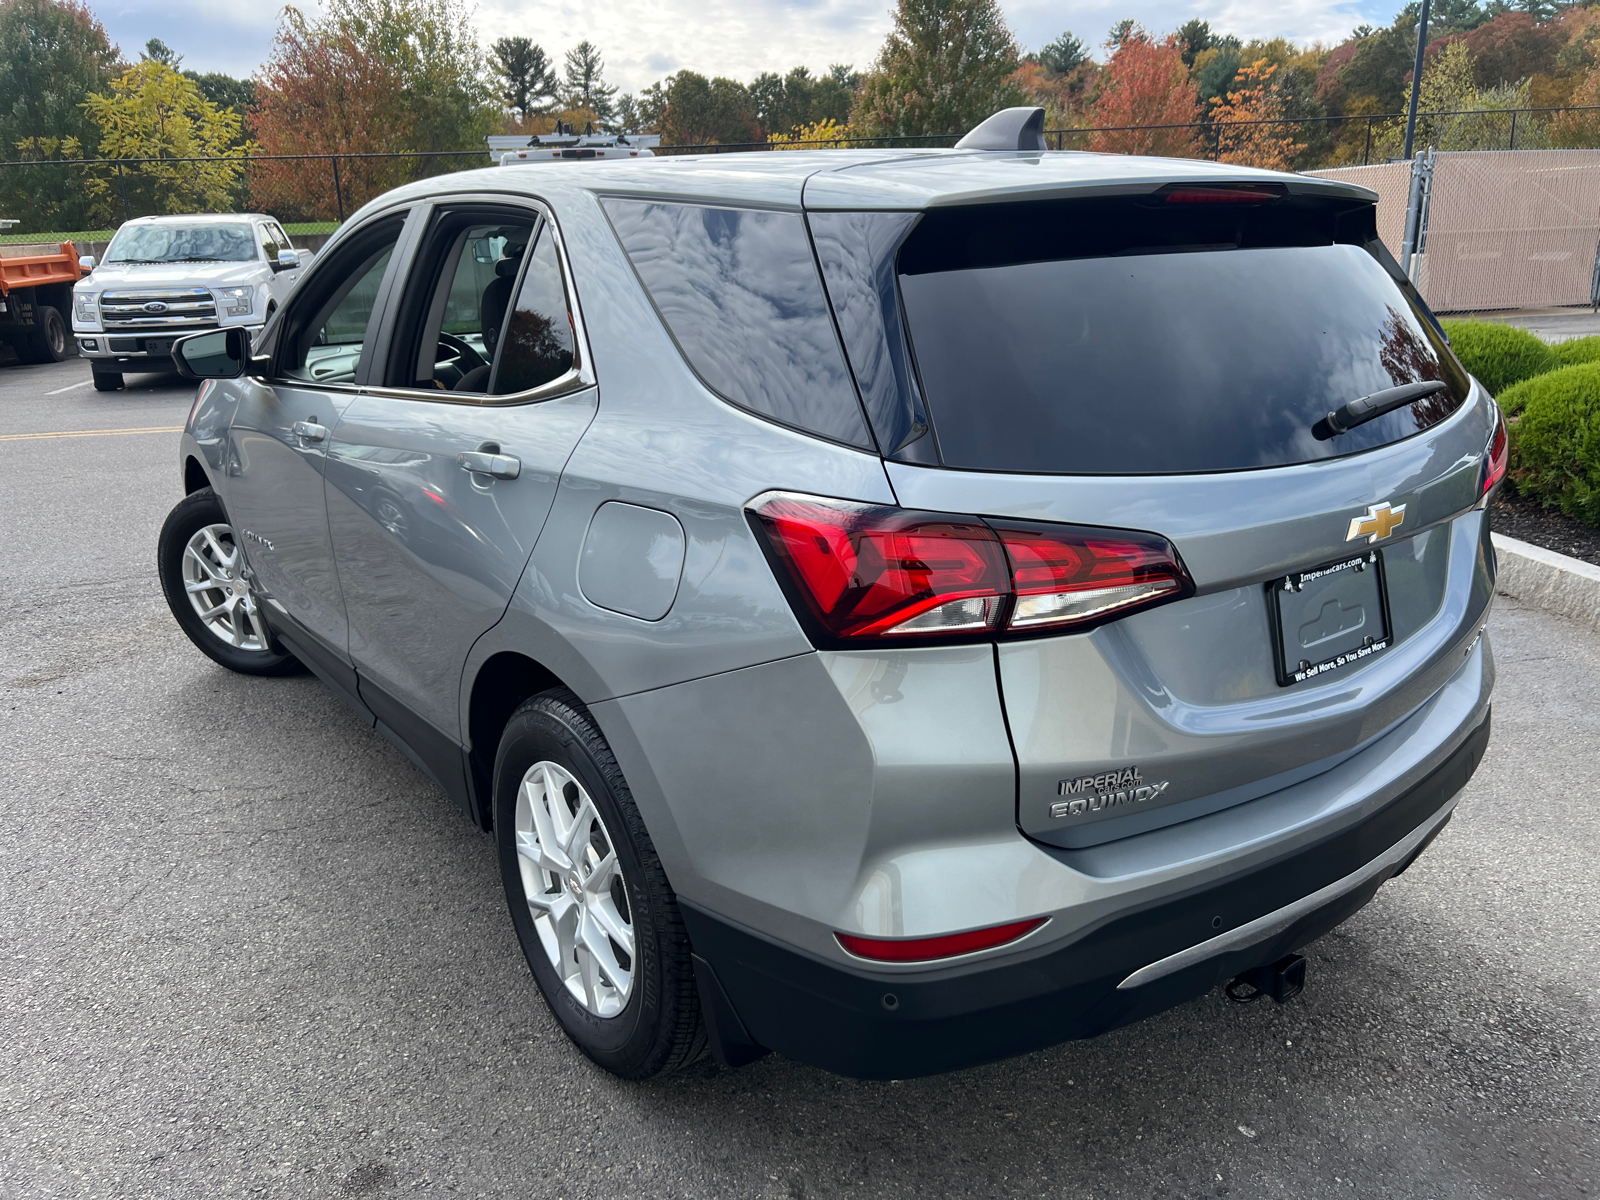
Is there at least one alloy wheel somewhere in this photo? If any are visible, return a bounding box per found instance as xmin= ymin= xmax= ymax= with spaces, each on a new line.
xmin=181 ymin=523 xmax=269 ymax=652
xmin=514 ymin=761 xmax=635 ymax=1017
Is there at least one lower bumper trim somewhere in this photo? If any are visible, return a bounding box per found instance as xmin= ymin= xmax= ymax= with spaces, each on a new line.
xmin=683 ymin=705 xmax=1491 ymax=1079
xmin=1117 ymin=799 xmax=1454 ymax=989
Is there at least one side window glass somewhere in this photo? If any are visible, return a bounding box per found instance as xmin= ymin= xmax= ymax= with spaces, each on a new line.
xmin=602 ymin=198 xmax=872 ymax=449
xmin=257 ymin=225 xmax=280 ymax=261
xmin=268 ymin=222 xmax=291 ymax=251
xmin=279 ymin=220 xmax=403 ymax=385
xmin=409 ymin=220 xmax=534 ymax=393
xmin=491 ymin=227 xmax=576 ymax=395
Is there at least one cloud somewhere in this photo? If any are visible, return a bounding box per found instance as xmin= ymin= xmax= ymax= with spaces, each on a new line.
xmin=475 ymin=0 xmax=891 ymax=93
xmin=90 ymin=0 xmax=1403 ymax=89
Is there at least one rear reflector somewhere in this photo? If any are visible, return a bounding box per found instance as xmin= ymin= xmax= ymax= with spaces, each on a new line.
xmin=748 ymin=492 xmax=1192 ymax=647
xmin=1482 ymin=409 xmax=1508 ymax=495
xmin=836 ymin=917 xmax=1048 ymax=963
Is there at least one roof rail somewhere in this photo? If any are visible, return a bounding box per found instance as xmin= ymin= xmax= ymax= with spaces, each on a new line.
xmin=955 ymin=107 xmax=1047 ymax=152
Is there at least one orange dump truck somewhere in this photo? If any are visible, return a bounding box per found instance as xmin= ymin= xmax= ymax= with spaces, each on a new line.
xmin=0 ymin=242 xmax=83 ymax=363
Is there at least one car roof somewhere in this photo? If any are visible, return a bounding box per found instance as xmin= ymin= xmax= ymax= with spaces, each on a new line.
xmin=369 ymin=148 xmax=1377 ymax=215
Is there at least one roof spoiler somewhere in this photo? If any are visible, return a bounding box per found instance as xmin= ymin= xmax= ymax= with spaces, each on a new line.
xmin=955 ymin=107 xmax=1047 ymax=152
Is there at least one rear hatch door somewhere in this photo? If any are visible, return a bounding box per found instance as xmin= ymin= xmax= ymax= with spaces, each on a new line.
xmin=813 ymin=177 xmax=1497 ymax=849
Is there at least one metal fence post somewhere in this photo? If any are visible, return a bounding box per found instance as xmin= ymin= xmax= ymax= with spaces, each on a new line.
xmin=1363 ymin=117 xmax=1374 ymax=166
xmin=331 ymin=155 xmax=345 ymax=224
xmin=1400 ymin=151 xmax=1426 ymax=277
xmin=1508 ymin=110 xmax=1518 ymax=150
xmin=116 ymin=160 xmax=130 ymax=223
xmin=1590 ymin=235 xmax=1600 ymax=312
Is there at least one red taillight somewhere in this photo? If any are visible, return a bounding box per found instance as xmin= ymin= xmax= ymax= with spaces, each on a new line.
xmin=836 ymin=917 xmax=1047 ymax=963
xmin=1482 ymin=410 xmax=1508 ymax=495
xmin=749 ymin=495 xmax=1010 ymax=639
xmin=749 ymin=492 xmax=1192 ymax=646
xmin=994 ymin=522 xmax=1187 ymax=632
xmin=1162 ymin=184 xmax=1283 ymax=204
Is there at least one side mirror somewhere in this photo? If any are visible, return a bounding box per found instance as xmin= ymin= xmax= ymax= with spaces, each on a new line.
xmin=78 ymin=255 xmax=96 ymax=272
xmin=276 ymin=248 xmax=300 ymax=271
xmin=174 ymin=327 xmax=249 ymax=380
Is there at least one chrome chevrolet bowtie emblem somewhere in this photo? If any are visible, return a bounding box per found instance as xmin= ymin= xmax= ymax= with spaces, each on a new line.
xmin=1347 ymin=501 xmax=1406 ymax=544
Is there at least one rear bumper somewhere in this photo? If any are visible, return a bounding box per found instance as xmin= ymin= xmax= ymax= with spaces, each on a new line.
xmin=685 ymin=707 xmax=1489 ymax=1079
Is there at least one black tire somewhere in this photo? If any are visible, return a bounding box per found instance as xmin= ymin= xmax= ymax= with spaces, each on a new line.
xmin=92 ymin=368 xmax=123 ymax=391
xmin=494 ymin=689 xmax=705 ymax=1079
xmin=20 ymin=305 xmax=69 ymax=363
xmin=157 ymin=487 xmax=303 ymax=677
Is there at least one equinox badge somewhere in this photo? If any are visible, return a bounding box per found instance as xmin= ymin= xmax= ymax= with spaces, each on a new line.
xmin=1346 ymin=501 xmax=1406 ymax=544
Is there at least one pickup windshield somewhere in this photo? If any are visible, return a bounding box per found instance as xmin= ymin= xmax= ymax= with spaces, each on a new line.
xmin=106 ymin=224 xmax=258 ymax=264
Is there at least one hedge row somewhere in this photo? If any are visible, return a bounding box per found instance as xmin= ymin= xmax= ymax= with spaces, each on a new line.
xmin=1445 ymin=320 xmax=1600 ymax=527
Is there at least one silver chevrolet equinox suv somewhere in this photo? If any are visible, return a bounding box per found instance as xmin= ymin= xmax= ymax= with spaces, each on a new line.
xmin=157 ymin=108 xmax=1501 ymax=1081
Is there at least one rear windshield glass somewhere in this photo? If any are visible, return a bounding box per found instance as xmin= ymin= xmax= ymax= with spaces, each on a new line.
xmin=603 ymin=198 xmax=872 ymax=450
xmin=897 ymin=197 xmax=1468 ymax=475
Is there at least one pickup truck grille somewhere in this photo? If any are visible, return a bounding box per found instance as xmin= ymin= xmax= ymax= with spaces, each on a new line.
xmin=100 ymin=289 xmax=218 ymax=331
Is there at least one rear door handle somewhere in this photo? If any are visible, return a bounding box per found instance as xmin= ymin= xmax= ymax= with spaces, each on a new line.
xmin=292 ymin=420 xmax=328 ymax=442
xmin=458 ymin=450 xmax=521 ymax=479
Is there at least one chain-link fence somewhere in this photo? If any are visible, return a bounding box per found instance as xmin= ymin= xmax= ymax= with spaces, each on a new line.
xmin=0 ymin=150 xmax=487 ymax=244
xmin=8 ymin=105 xmax=1600 ymax=275
xmin=654 ymin=104 xmax=1600 ymax=169
xmin=1315 ymin=149 xmax=1600 ymax=312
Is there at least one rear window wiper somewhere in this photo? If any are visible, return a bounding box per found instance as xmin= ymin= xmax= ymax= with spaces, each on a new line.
xmin=1314 ymin=380 xmax=1448 ymax=440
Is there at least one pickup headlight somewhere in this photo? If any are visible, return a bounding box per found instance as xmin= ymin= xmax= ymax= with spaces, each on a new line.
xmin=212 ymin=286 xmax=254 ymax=317
xmin=73 ymin=291 xmax=98 ymax=323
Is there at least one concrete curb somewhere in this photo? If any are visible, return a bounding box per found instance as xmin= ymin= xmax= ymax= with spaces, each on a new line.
xmin=1491 ymin=531 xmax=1600 ymax=631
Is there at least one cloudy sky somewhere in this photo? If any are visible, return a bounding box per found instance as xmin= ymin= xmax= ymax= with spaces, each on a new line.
xmin=95 ymin=0 xmax=1394 ymax=93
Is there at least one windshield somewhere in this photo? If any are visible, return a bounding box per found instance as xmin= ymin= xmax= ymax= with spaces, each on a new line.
xmin=896 ymin=197 xmax=1469 ymax=475
xmin=106 ymin=224 xmax=258 ymax=264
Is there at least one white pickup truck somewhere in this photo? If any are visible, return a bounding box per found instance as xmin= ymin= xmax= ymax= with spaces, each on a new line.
xmin=72 ymin=213 xmax=312 ymax=391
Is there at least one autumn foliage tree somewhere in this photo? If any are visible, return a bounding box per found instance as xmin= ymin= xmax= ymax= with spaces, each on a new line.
xmin=1089 ymin=30 xmax=1200 ymax=157
xmin=80 ymin=60 xmax=253 ymax=219
xmin=1210 ymin=60 xmax=1302 ymax=169
xmin=250 ymin=0 xmax=495 ymax=222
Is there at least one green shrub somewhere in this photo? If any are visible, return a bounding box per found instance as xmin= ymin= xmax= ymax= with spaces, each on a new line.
xmin=1551 ymin=335 xmax=1600 ymax=368
xmin=1439 ymin=319 xmax=1560 ymax=398
xmin=1506 ymin=361 xmax=1600 ymax=526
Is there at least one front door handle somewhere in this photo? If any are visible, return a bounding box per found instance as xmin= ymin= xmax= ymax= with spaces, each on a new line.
xmin=292 ymin=420 xmax=328 ymax=442
xmin=458 ymin=450 xmax=521 ymax=480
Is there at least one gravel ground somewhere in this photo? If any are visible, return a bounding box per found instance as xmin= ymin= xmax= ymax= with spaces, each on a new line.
xmin=1 ymin=358 xmax=1597 ymax=1200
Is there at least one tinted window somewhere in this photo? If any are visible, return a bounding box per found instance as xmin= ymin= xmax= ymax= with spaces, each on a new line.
xmin=493 ymin=228 xmax=576 ymax=394
xmin=898 ymin=201 xmax=1468 ymax=475
xmin=280 ymin=220 xmax=402 ymax=385
xmin=604 ymin=199 xmax=872 ymax=449
xmin=809 ymin=211 xmax=930 ymax=458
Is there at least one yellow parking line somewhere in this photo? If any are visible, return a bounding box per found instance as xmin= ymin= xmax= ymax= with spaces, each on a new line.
xmin=0 ymin=425 xmax=183 ymax=442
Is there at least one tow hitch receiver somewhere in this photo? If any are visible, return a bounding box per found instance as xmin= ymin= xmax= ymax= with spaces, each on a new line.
xmin=1226 ymin=953 xmax=1307 ymax=1004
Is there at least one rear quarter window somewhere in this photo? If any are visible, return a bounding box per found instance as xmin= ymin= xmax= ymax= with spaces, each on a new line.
xmin=602 ymin=198 xmax=873 ymax=450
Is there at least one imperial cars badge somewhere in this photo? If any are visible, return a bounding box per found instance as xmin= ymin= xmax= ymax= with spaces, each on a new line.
xmin=1346 ymin=501 xmax=1406 ymax=544
xmin=1052 ymin=766 xmax=1170 ymax=818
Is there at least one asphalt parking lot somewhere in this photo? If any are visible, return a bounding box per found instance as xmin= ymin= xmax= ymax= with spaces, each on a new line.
xmin=1 ymin=356 xmax=1596 ymax=1200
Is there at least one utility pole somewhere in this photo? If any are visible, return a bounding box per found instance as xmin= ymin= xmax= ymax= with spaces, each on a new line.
xmin=1403 ymin=0 xmax=1432 ymax=160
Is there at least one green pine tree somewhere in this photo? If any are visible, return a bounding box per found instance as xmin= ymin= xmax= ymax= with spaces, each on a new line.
xmin=850 ymin=0 xmax=1025 ymax=138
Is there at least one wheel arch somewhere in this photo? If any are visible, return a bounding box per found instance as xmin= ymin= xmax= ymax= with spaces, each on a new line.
xmin=466 ymin=650 xmax=567 ymax=829
xmin=183 ymin=455 xmax=211 ymax=494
